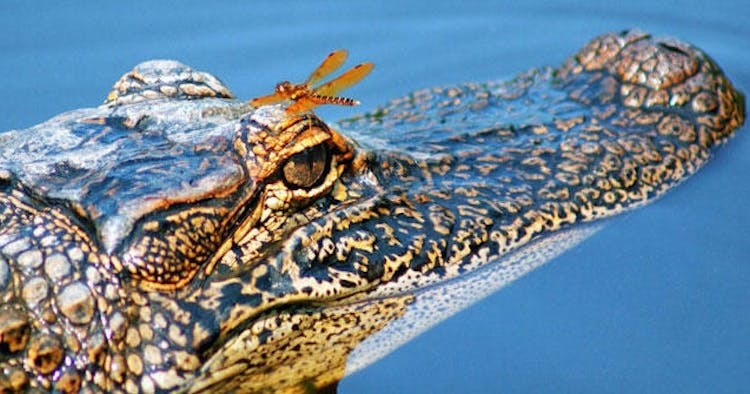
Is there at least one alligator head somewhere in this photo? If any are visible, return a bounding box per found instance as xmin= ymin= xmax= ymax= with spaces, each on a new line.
xmin=0 ymin=30 xmax=743 ymax=393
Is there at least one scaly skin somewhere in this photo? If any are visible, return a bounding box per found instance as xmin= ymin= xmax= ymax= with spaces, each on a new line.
xmin=0 ymin=30 xmax=744 ymax=393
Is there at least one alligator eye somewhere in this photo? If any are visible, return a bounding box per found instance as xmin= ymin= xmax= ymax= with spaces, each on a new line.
xmin=282 ymin=144 xmax=329 ymax=189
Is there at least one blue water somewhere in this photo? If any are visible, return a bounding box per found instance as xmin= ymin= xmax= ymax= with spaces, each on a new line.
xmin=1 ymin=1 xmax=748 ymax=393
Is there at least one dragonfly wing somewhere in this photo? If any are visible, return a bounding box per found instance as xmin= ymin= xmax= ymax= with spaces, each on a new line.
xmin=314 ymin=63 xmax=374 ymax=97
xmin=250 ymin=92 xmax=284 ymax=107
xmin=305 ymin=49 xmax=348 ymax=86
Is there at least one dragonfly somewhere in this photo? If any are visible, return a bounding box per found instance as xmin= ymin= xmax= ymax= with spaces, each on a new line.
xmin=250 ymin=49 xmax=374 ymax=114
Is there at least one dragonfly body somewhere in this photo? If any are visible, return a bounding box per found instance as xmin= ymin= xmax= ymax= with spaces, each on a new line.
xmin=252 ymin=50 xmax=373 ymax=113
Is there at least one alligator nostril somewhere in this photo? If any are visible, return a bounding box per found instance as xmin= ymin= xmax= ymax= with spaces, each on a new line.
xmin=658 ymin=42 xmax=690 ymax=57
xmin=620 ymin=29 xmax=651 ymax=44
xmin=615 ymin=38 xmax=700 ymax=91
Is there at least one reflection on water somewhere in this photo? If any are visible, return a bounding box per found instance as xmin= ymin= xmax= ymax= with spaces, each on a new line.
xmin=1 ymin=1 xmax=748 ymax=392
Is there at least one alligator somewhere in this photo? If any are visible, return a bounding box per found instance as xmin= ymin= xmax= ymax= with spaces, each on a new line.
xmin=0 ymin=30 xmax=744 ymax=393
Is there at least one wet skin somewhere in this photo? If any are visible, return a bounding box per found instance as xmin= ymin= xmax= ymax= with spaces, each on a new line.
xmin=0 ymin=30 xmax=744 ymax=393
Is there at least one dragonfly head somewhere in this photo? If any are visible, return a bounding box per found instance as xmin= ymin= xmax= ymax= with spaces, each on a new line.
xmin=275 ymin=81 xmax=294 ymax=95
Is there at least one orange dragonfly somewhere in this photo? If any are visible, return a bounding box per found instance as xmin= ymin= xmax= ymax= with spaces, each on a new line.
xmin=250 ymin=49 xmax=374 ymax=114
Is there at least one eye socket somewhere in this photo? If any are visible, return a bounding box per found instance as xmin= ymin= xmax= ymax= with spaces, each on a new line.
xmin=282 ymin=144 xmax=329 ymax=189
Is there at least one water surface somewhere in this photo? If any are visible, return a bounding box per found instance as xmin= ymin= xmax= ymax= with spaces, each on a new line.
xmin=1 ymin=1 xmax=748 ymax=392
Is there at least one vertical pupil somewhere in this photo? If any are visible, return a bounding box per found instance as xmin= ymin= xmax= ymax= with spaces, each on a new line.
xmin=282 ymin=145 xmax=328 ymax=188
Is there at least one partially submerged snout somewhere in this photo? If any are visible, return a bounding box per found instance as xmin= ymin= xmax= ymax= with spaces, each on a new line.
xmin=184 ymin=30 xmax=745 ymax=392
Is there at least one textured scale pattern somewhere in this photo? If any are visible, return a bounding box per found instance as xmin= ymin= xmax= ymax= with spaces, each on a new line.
xmin=0 ymin=30 xmax=744 ymax=393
